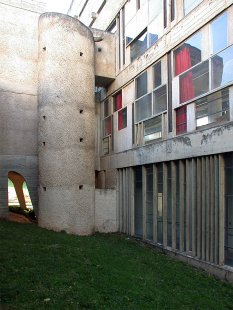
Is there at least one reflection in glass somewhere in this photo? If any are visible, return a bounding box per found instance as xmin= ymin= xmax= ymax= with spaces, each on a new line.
xmin=211 ymin=45 xmax=233 ymax=89
xmin=180 ymin=60 xmax=209 ymax=103
xmin=174 ymin=32 xmax=202 ymax=76
xmin=196 ymin=88 xmax=229 ymax=128
xmin=135 ymin=93 xmax=152 ymax=122
xmin=144 ymin=115 xmax=162 ymax=142
xmin=125 ymin=17 xmax=136 ymax=44
xmin=153 ymin=85 xmax=167 ymax=114
xmin=153 ymin=61 xmax=161 ymax=88
xmin=184 ymin=0 xmax=202 ymax=15
xmin=211 ymin=12 xmax=227 ymax=55
xmin=136 ymin=71 xmax=147 ymax=99
xmin=130 ymin=30 xmax=148 ymax=62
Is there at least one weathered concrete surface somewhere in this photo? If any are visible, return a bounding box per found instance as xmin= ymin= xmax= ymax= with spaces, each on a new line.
xmin=95 ymin=189 xmax=117 ymax=233
xmin=38 ymin=13 xmax=95 ymax=235
xmin=100 ymin=122 xmax=233 ymax=170
xmin=0 ymin=3 xmax=39 ymax=217
xmin=91 ymin=28 xmax=115 ymax=87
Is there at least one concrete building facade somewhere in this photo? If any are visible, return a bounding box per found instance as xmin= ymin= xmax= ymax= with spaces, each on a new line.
xmin=1 ymin=0 xmax=233 ymax=280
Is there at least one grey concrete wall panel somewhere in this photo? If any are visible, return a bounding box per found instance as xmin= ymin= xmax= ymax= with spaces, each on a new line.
xmin=100 ymin=122 xmax=233 ymax=170
xmin=0 ymin=3 xmax=39 ymax=216
xmin=38 ymin=13 xmax=95 ymax=235
xmin=95 ymin=189 xmax=117 ymax=233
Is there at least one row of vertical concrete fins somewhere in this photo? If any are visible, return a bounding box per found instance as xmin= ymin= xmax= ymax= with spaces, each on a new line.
xmin=38 ymin=13 xmax=95 ymax=235
xmin=118 ymin=155 xmax=225 ymax=266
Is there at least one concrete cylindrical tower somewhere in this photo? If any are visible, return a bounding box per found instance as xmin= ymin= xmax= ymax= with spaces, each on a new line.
xmin=38 ymin=13 xmax=95 ymax=235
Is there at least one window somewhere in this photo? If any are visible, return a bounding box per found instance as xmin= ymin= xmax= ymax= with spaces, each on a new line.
xmin=174 ymin=32 xmax=202 ymax=76
xmin=118 ymin=107 xmax=127 ymax=130
xmin=103 ymin=116 xmax=112 ymax=137
xmin=211 ymin=45 xmax=233 ymax=90
xmin=135 ymin=94 xmax=152 ymax=122
xmin=104 ymin=99 xmax=110 ymax=118
xmin=176 ymin=106 xmax=187 ymax=135
xmin=180 ymin=60 xmax=209 ymax=103
xmin=136 ymin=71 xmax=147 ymax=98
xmin=103 ymin=137 xmax=110 ymax=155
xmin=211 ymin=12 xmax=227 ymax=55
xmin=146 ymin=166 xmax=153 ymax=240
xmin=196 ymin=88 xmax=229 ymax=128
xmin=130 ymin=29 xmax=148 ymax=62
xmin=153 ymin=85 xmax=167 ymax=114
xmin=125 ymin=0 xmax=137 ymax=25
xmin=153 ymin=61 xmax=162 ymax=88
xmin=184 ymin=0 xmax=203 ymax=15
xmin=107 ymin=20 xmax=117 ymax=34
xmin=171 ymin=0 xmax=175 ymax=21
xmin=144 ymin=115 xmax=162 ymax=142
xmin=113 ymin=91 xmax=122 ymax=111
xmin=157 ymin=163 xmax=163 ymax=244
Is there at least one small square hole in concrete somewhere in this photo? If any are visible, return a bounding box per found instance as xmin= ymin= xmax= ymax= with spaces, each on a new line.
xmin=80 ymin=52 xmax=83 ymax=56
xmin=79 ymin=185 xmax=83 ymax=190
xmin=80 ymin=109 xmax=83 ymax=114
xmin=43 ymin=187 xmax=46 ymax=191
xmin=80 ymin=138 xmax=83 ymax=142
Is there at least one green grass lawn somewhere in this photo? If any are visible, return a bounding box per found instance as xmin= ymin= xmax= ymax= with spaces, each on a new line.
xmin=0 ymin=221 xmax=233 ymax=310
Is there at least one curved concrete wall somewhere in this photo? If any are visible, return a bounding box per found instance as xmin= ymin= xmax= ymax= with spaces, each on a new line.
xmin=38 ymin=13 xmax=95 ymax=235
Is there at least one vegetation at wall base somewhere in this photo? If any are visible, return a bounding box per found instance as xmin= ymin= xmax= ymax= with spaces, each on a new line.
xmin=0 ymin=220 xmax=233 ymax=310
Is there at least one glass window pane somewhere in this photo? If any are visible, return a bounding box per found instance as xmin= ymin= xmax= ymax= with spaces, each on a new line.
xmin=113 ymin=91 xmax=122 ymax=111
xmin=130 ymin=30 xmax=148 ymax=62
xmin=148 ymin=0 xmax=163 ymax=22
xmin=104 ymin=99 xmax=110 ymax=118
xmin=174 ymin=32 xmax=202 ymax=76
xmin=184 ymin=0 xmax=203 ymax=15
xmin=153 ymin=85 xmax=167 ymax=114
xmin=176 ymin=106 xmax=187 ymax=135
xmin=103 ymin=116 xmax=112 ymax=136
xmin=148 ymin=8 xmax=163 ymax=47
xmin=136 ymin=71 xmax=147 ymax=99
xmin=107 ymin=20 xmax=117 ymax=34
xmin=196 ymin=88 xmax=229 ymax=127
xmin=180 ymin=60 xmax=209 ymax=103
xmin=144 ymin=115 xmax=162 ymax=142
xmin=135 ymin=93 xmax=152 ymax=122
xmin=211 ymin=12 xmax=227 ymax=55
xmin=153 ymin=61 xmax=161 ymax=88
xmin=118 ymin=108 xmax=127 ymax=130
xmin=211 ymin=45 xmax=233 ymax=89
xmin=125 ymin=0 xmax=137 ymax=25
xmin=103 ymin=137 xmax=109 ymax=155
xmin=125 ymin=16 xmax=137 ymax=44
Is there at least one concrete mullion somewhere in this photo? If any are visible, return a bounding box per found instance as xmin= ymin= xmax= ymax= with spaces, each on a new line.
xmin=186 ymin=159 xmax=190 ymax=253
xmin=179 ymin=160 xmax=185 ymax=253
xmin=153 ymin=164 xmax=158 ymax=243
xmin=192 ymin=158 xmax=197 ymax=257
xmin=142 ymin=166 xmax=147 ymax=240
xmin=206 ymin=157 xmax=210 ymax=262
xmin=219 ymin=155 xmax=225 ymax=265
xmin=197 ymin=158 xmax=202 ymax=259
xmin=201 ymin=157 xmax=206 ymax=261
xmin=214 ymin=155 xmax=219 ymax=264
xmin=210 ymin=156 xmax=214 ymax=263
xmin=125 ymin=168 xmax=129 ymax=235
xmin=171 ymin=161 xmax=177 ymax=250
xmin=130 ymin=168 xmax=135 ymax=236
xmin=163 ymin=162 xmax=168 ymax=247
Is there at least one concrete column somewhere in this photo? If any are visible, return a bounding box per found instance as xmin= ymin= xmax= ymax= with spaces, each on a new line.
xmin=163 ymin=162 xmax=168 ymax=247
xmin=171 ymin=161 xmax=177 ymax=250
xmin=38 ymin=13 xmax=95 ymax=235
xmin=179 ymin=160 xmax=185 ymax=252
xmin=191 ymin=158 xmax=197 ymax=257
xmin=142 ymin=166 xmax=146 ymax=240
xmin=153 ymin=164 xmax=158 ymax=243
